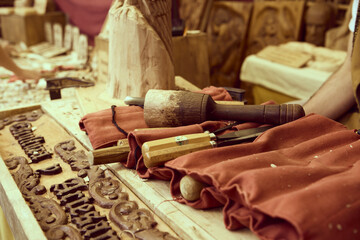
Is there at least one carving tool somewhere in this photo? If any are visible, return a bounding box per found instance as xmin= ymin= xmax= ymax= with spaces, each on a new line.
xmin=88 ymin=139 xmax=130 ymax=166
xmin=142 ymin=126 xmax=272 ymax=168
xmin=45 ymin=77 xmax=94 ymax=100
xmin=128 ymin=89 xmax=305 ymax=127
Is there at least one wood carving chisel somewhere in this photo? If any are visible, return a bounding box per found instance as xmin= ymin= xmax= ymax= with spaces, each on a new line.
xmin=142 ymin=126 xmax=272 ymax=168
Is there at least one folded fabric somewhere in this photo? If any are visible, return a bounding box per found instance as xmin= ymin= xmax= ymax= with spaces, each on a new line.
xmin=79 ymin=106 xmax=148 ymax=149
xmin=147 ymin=114 xmax=360 ymax=240
xmin=79 ymin=86 xmax=233 ymax=149
xmin=195 ymin=86 xmax=233 ymax=101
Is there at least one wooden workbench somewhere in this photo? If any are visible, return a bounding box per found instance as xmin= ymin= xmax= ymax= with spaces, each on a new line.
xmin=0 ymin=83 xmax=259 ymax=240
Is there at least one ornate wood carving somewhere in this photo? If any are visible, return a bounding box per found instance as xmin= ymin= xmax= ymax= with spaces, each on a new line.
xmin=88 ymin=166 xmax=129 ymax=209
xmin=50 ymin=177 xmax=120 ymax=239
xmin=245 ymin=1 xmax=305 ymax=56
xmin=0 ymin=110 xmax=43 ymax=130
xmin=54 ymin=140 xmax=90 ymax=171
xmin=4 ymin=156 xmax=47 ymax=200
xmin=28 ymin=196 xmax=68 ymax=231
xmin=46 ymin=225 xmax=82 ymax=240
xmin=35 ymin=163 xmax=63 ymax=176
xmin=108 ymin=0 xmax=174 ymax=99
xmin=1 ymin=110 xmax=177 ymax=239
xmin=10 ymin=122 xmax=53 ymax=163
xmin=207 ymin=1 xmax=253 ymax=87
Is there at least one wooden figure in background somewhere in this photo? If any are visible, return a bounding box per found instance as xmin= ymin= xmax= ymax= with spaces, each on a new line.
xmin=305 ymin=0 xmax=335 ymax=46
xmin=63 ymin=24 xmax=73 ymax=50
xmin=108 ymin=0 xmax=174 ymax=99
xmin=179 ymin=0 xmax=212 ymax=31
xmin=325 ymin=0 xmax=353 ymax=51
xmin=44 ymin=21 xmax=53 ymax=44
xmin=53 ymin=23 xmax=63 ymax=48
xmin=245 ymin=1 xmax=305 ymax=56
xmin=72 ymin=26 xmax=80 ymax=55
xmin=77 ymin=34 xmax=88 ymax=64
xmin=207 ymin=2 xmax=252 ymax=87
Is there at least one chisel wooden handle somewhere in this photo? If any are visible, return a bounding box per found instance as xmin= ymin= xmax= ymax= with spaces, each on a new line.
xmin=142 ymin=132 xmax=215 ymax=168
xmin=88 ymin=139 xmax=130 ymax=165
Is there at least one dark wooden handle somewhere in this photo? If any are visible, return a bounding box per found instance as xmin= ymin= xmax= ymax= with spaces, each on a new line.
xmin=211 ymin=104 xmax=305 ymax=125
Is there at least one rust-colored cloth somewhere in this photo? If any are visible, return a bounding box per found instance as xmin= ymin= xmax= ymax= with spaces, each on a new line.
xmin=195 ymin=86 xmax=233 ymax=101
xmin=79 ymin=87 xmax=232 ymax=149
xmin=79 ymin=106 xmax=148 ymax=149
xmin=146 ymin=114 xmax=360 ymax=240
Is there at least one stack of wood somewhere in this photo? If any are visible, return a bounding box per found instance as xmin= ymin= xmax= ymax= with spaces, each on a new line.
xmin=0 ymin=0 xmax=65 ymax=46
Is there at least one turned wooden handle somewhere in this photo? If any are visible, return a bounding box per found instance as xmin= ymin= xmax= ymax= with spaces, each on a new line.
xmin=212 ymin=104 xmax=305 ymax=125
xmin=89 ymin=140 xmax=130 ymax=165
xmin=180 ymin=175 xmax=204 ymax=201
xmin=142 ymin=132 xmax=215 ymax=168
xmin=144 ymin=90 xmax=304 ymax=127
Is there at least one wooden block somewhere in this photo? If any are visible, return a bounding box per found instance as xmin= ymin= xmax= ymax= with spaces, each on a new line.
xmin=44 ymin=21 xmax=52 ymax=43
xmin=53 ymin=22 xmax=63 ymax=48
xmin=13 ymin=6 xmax=37 ymax=16
xmin=257 ymin=45 xmax=312 ymax=68
xmin=63 ymin=24 xmax=72 ymax=50
xmin=77 ymin=34 xmax=88 ymax=64
xmin=107 ymin=1 xmax=174 ymax=99
xmin=34 ymin=0 xmax=55 ymax=14
xmin=0 ymin=7 xmax=14 ymax=15
xmin=95 ymin=36 xmax=109 ymax=83
xmin=207 ymin=1 xmax=253 ymax=88
xmin=72 ymin=26 xmax=80 ymax=54
xmin=173 ymin=32 xmax=210 ymax=88
xmin=0 ymin=11 xmax=65 ymax=46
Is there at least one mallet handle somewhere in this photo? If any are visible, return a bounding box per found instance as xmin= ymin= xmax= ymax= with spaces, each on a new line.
xmin=212 ymin=104 xmax=305 ymax=125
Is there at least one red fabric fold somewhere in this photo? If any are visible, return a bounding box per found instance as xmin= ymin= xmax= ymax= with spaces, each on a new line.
xmin=79 ymin=106 xmax=148 ymax=149
xmin=152 ymin=114 xmax=360 ymax=240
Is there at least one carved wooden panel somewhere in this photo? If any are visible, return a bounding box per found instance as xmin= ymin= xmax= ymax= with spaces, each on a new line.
xmin=245 ymin=1 xmax=305 ymax=57
xmin=207 ymin=1 xmax=253 ymax=87
xmin=179 ymin=0 xmax=213 ymax=31
xmin=0 ymin=108 xmax=178 ymax=240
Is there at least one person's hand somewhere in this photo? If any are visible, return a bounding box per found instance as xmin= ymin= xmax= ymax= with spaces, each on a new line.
xmin=14 ymin=69 xmax=41 ymax=83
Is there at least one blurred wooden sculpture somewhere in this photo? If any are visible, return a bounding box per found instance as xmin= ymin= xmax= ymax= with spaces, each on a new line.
xmin=245 ymin=1 xmax=305 ymax=56
xmin=108 ymin=0 xmax=174 ymax=99
xmin=305 ymin=0 xmax=335 ymax=46
xmin=178 ymin=0 xmax=212 ymax=31
xmin=207 ymin=2 xmax=252 ymax=87
xmin=325 ymin=0 xmax=353 ymax=51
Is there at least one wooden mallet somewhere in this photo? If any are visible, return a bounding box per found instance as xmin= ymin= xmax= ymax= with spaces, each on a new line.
xmin=143 ymin=89 xmax=305 ymax=127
